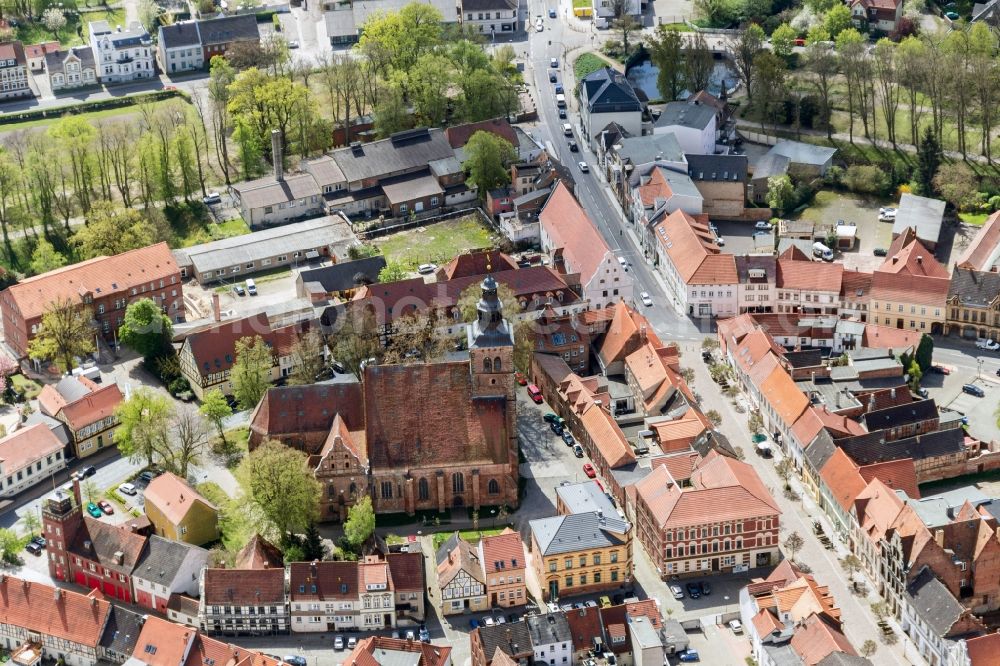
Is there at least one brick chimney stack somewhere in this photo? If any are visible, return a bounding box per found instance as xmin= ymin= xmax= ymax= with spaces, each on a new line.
xmin=271 ymin=129 xmax=284 ymax=182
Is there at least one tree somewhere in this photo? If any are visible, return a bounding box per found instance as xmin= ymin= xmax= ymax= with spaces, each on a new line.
xmin=406 ymin=53 xmax=452 ymax=125
xmin=0 ymin=528 xmax=25 ymax=565
xmin=231 ymin=336 xmax=273 ymax=411
xmin=647 ymin=25 xmax=684 ymax=101
xmin=860 ymin=640 xmax=878 ymax=658
xmin=42 ymin=7 xmax=66 ymax=36
xmin=331 ymin=307 xmax=382 ymax=378
xmin=917 ymin=126 xmax=942 ymax=196
xmin=114 ymin=388 xmax=173 ymax=467
xmin=303 ymin=522 xmax=325 ymax=560
xmin=288 ymin=329 xmax=327 ymax=386
xmin=824 ymin=4 xmax=853 ymax=38
xmin=82 ymin=480 xmax=99 ymax=504
xmin=74 ymin=201 xmax=156 ymax=259
xmin=119 ymin=298 xmax=173 ymax=359
xmin=160 ymin=409 xmax=209 ymax=478
xmin=463 ymin=131 xmax=517 ymax=197
xmin=933 ymin=163 xmax=978 ymax=210
xmin=199 ymin=389 xmax=232 ymax=444
xmin=684 ymin=33 xmax=715 ymax=95
xmin=373 ymin=84 xmax=409 ymax=138
xmin=358 ymin=1 xmax=444 ymax=74
xmin=871 ymin=38 xmax=900 ymax=148
xmin=705 ymin=410 xmax=722 ymax=426
xmin=378 ymin=261 xmax=409 ymax=283
xmin=137 ymin=0 xmax=161 ymax=33
xmin=907 ymin=359 xmax=922 ymax=392
xmin=841 ymin=553 xmax=862 ymax=578
xmin=728 ymin=23 xmax=765 ymax=107
xmin=20 ymin=511 xmax=40 ymax=538
xmin=767 ymin=175 xmax=794 ymax=212
xmin=771 ymin=23 xmax=797 ymax=59
xmin=29 ymin=238 xmax=67 ymax=275
xmin=344 ymin=495 xmax=376 ymax=548
xmin=753 ymin=51 xmax=787 ymax=129
xmin=915 ymin=334 xmax=934 ymax=372
xmin=236 ymin=440 xmax=321 ymax=542
xmin=701 ymin=337 xmax=719 ymax=351
xmin=776 ymin=457 xmax=794 ymax=488
xmin=614 ymin=15 xmax=642 ymax=60
xmin=748 ymin=412 xmax=763 ymax=435
xmin=27 ymin=298 xmax=95 ymax=372
xmin=783 ymin=531 xmax=804 ymax=561
xmin=805 ymin=42 xmax=838 ymax=138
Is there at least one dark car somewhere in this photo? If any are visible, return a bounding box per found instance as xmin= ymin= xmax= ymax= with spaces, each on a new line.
xmin=549 ymin=72 xmax=557 ymax=83
xmin=686 ymin=582 xmax=701 ymax=599
xmin=233 ymin=284 xmax=246 ymax=296
xmin=963 ymin=384 xmax=986 ymax=397
xmin=25 ymin=542 xmax=42 ymax=556
xmin=700 ymin=581 xmax=712 ymax=596
xmin=554 ymin=84 xmax=564 ymax=94
xmin=873 ymin=248 xmax=887 ymax=257
xmin=558 ymin=108 xmax=567 ymax=119
xmin=31 ymin=536 xmax=46 ymax=548
xmin=548 ymin=7 xmax=557 ymax=17
xmin=550 ymin=422 xmax=564 ymax=435
xmin=73 ymin=465 xmax=96 ymax=480
xmin=702 ymin=351 xmax=713 ymax=362
xmin=573 ymin=444 xmax=584 ymax=457
xmin=561 ymin=431 xmax=574 ymax=445
xmin=678 ymin=650 xmax=700 ymax=663
xmin=568 ymin=140 xmax=578 ymax=152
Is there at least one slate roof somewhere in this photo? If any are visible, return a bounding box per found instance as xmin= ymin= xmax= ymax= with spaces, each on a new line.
xmin=556 ymin=480 xmax=617 ymax=515
xmin=835 ymin=427 xmax=964 ymax=466
xmin=99 ymin=604 xmax=145 ymax=656
xmin=45 ymin=46 xmax=95 ymax=74
xmin=906 ymin=566 xmax=966 ymax=638
xmin=656 ymin=101 xmax=715 ymax=130
xmin=893 ymin=193 xmax=946 ymax=247
xmin=69 ymin=517 xmax=148 ymax=574
xmin=580 ymin=67 xmax=643 ymax=114
xmin=231 ymin=172 xmax=321 ymax=211
xmin=331 ymin=128 xmax=454 ymax=184
xmin=949 ymin=267 xmax=1000 ymax=308
xmin=530 ymin=511 xmax=629 ymax=556
xmin=804 ymin=429 xmax=837 ymax=474
xmin=298 ymin=256 xmax=386 ymax=294
xmin=860 ymin=398 xmax=937 ymax=431
xmin=614 ymin=133 xmax=683 ymax=165
xmin=686 ymin=154 xmax=748 ymax=183
xmin=158 ymin=21 xmax=201 ymax=49
xmin=769 ymin=140 xmax=837 ymax=166
xmin=476 ymin=621 xmax=533 ymax=660
xmin=197 ymin=14 xmax=260 ymax=46
xmin=751 ymin=152 xmax=790 ymax=181
xmin=133 ymin=536 xmax=203 ymax=586
xmin=526 ymin=612 xmax=572 ymax=646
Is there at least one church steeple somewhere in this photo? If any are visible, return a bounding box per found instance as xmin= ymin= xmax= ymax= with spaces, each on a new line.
xmin=467 ymin=259 xmax=513 ymax=351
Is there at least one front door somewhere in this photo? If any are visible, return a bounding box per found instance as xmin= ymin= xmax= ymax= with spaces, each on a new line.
xmin=549 ymin=580 xmax=559 ymax=600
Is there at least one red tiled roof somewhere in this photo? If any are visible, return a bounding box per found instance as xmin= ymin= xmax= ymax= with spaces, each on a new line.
xmin=812 ymin=406 xmax=867 ymax=438
xmin=858 ymin=458 xmax=920 ymax=499
xmin=184 ymin=313 xmax=307 ymax=378
xmin=60 ymin=383 xmax=124 ymax=430
xmin=144 ymin=472 xmax=216 ymax=526
xmin=580 ymin=401 xmax=636 ymax=470
xmin=956 ymin=212 xmax=1000 ymax=271
xmin=566 ymin=606 xmax=605 ymax=652
xmin=717 ymin=314 xmax=758 ymax=350
xmin=249 ymin=384 xmax=365 ymax=443
xmin=480 ymin=529 xmax=525 ymax=574
xmin=652 ymin=451 xmax=702 ymax=483
xmin=539 ymin=182 xmax=613 ymax=285
xmin=964 ymin=631 xmax=1000 ymax=666
xmin=0 ymin=576 xmax=110 ymax=648
xmin=0 ymin=423 xmax=63 ymax=474
xmin=444 ymin=118 xmax=518 ymax=149
xmin=862 ymin=323 xmax=923 ymax=350
xmin=70 ymin=517 xmax=148 ymax=574
xmin=791 ymin=408 xmax=824 ymax=448
xmin=387 ymin=551 xmax=424 ymax=592
xmin=759 ymin=365 xmax=809 ymax=428
xmin=653 ymin=210 xmax=737 ymax=285
xmin=235 ymin=534 xmax=284 ymax=570
xmin=777 ymin=259 xmax=844 ymax=293
xmin=789 ymin=613 xmax=856 ymax=665
xmin=202 ymin=568 xmax=285 ymax=605
xmin=131 ymin=616 xmax=195 ymax=666
xmin=840 ymin=269 xmax=873 ymax=299
xmin=183 ymin=632 xmax=280 ymax=666
xmin=344 ymin=636 xmax=452 ymax=666
xmin=636 ymin=167 xmax=674 ymax=207
xmin=751 ymin=608 xmax=783 ymax=637
xmin=289 ymin=560 xmax=359 ymax=600
xmin=0 ymin=41 xmax=26 ymax=65
xmin=598 ymin=302 xmax=656 ymax=369
xmin=872 ymin=236 xmax=950 ymax=306
xmin=819 ymin=448 xmax=868 ymax=513
xmin=38 ymin=384 xmax=68 ymax=417
xmin=3 ymin=242 xmax=178 ymax=321
xmin=438 ymin=251 xmax=519 ymax=281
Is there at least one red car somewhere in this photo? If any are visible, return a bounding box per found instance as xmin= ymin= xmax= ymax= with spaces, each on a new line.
xmin=583 ymin=463 xmax=596 ymax=478
xmin=98 ymin=500 xmax=114 ymax=515
xmin=793 ymin=38 xmax=805 ymax=46
xmin=515 ymin=372 xmax=528 ymax=386
xmin=931 ymin=365 xmax=951 ymax=375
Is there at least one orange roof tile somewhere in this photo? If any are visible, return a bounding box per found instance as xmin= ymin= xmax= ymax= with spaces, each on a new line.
xmin=652 ymin=451 xmax=702 ymax=482
xmin=650 ymin=413 xmax=708 ymax=450
xmin=872 ymin=236 xmax=950 ymax=306
xmin=598 ymin=302 xmax=654 ymax=368
xmin=636 ymin=167 xmax=674 ymax=207
xmin=59 ymin=383 xmax=124 ymax=430
xmin=131 ymin=616 xmax=195 ymax=666
xmin=653 ymin=210 xmax=737 ymax=285
xmin=751 ymin=608 xmax=783 ymax=637
xmin=37 ymin=384 xmax=67 ymax=417
xmin=777 ymin=259 xmax=843 ymax=293
xmin=956 ymin=211 xmax=1000 ymax=271
xmin=0 ymin=423 xmax=63 ymax=475
xmin=965 ymin=632 xmax=1000 ymax=666
xmin=862 ymin=323 xmax=923 ymax=350
xmin=3 ymin=242 xmax=178 ymax=321
xmin=580 ymin=402 xmax=636 ymax=469
xmin=480 ymin=529 xmax=525 ymax=574
xmin=857 ymin=458 xmax=919 ymax=499
xmin=789 ymin=613 xmax=856 ymax=665
xmin=840 ymin=269 xmax=873 ymax=299
xmin=854 ymin=478 xmax=905 ymax=544
xmin=566 ymin=606 xmax=605 ymax=652
xmin=813 ymin=406 xmax=867 ymax=438
xmin=236 ymin=534 xmax=284 ymax=569
xmin=759 ymin=365 xmax=809 ymax=428
xmin=539 ymin=182 xmax=613 ymax=284
xmin=716 ymin=314 xmax=758 ymax=351
xmin=791 ymin=408 xmax=824 ymax=448
xmin=144 ymin=472 xmax=217 ymax=526
xmin=0 ymin=576 xmax=110 ymax=648
xmin=819 ymin=448 xmax=868 ymax=513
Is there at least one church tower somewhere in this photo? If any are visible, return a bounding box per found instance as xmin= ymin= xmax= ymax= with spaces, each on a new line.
xmin=468 ymin=271 xmax=515 ymax=396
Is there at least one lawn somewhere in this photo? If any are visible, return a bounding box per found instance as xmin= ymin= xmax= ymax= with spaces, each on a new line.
xmin=574 ymin=52 xmax=608 ymax=82
xmin=15 ymin=8 xmax=127 ymax=48
xmin=374 ymin=215 xmax=495 ymax=270
xmin=431 ymin=527 xmax=505 ymax=550
xmin=178 ymin=217 xmax=250 ymax=248
xmin=10 ymin=374 xmax=42 ymax=400
xmin=959 ymin=212 xmax=990 ymax=226
xmin=572 ymin=0 xmax=590 ymax=8
xmin=0 ymin=96 xmax=188 ymax=135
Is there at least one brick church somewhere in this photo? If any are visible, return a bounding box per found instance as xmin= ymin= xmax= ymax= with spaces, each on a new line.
xmin=249 ymin=274 xmax=520 ymax=522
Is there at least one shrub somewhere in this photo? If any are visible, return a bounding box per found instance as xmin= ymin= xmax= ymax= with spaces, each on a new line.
xmin=843 ymin=165 xmax=889 ymax=195
xmin=168 ymin=377 xmax=190 ymax=395
xmin=989 ymin=195 xmax=1000 ymax=212
xmin=823 ymin=165 xmax=844 ymax=188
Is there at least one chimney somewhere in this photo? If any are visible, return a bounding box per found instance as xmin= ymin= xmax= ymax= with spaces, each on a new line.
xmin=212 ymin=293 xmax=221 ymax=322
xmin=54 ymin=588 xmax=62 ymax=602
xmin=114 ymin=551 xmax=125 ymax=565
xmin=868 ymin=394 xmax=875 ymax=411
xmin=72 ymin=477 xmax=82 ymax=508
xmin=271 ymin=129 xmax=284 ymax=182
xmin=640 ymin=324 xmax=647 ymax=341
xmin=892 ymin=257 xmax=899 ymax=264
xmin=890 ymin=388 xmax=896 ymax=400
xmin=917 ymin=256 xmax=923 ymax=264
xmin=935 ymin=529 xmax=945 ymax=548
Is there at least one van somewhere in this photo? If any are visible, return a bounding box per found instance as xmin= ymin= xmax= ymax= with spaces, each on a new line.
xmin=72 ymin=366 xmax=102 ymax=382
xmin=562 ymin=123 xmax=573 ymax=136
xmin=245 ymin=278 xmax=257 ymax=295
xmin=556 ymin=94 xmax=566 ymax=108
xmin=812 ymin=242 xmax=834 ymax=262
xmin=526 ymin=384 xmax=543 ymax=404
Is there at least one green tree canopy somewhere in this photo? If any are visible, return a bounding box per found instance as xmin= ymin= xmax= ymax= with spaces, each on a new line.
xmin=379 ymin=261 xmax=408 ymax=283
xmin=463 ymin=131 xmax=517 ymax=197
xmin=823 ymin=4 xmax=853 ymax=39
xmin=29 ymin=239 xmax=67 ymax=275
xmin=199 ymin=389 xmax=233 ymax=444
xmin=647 ymin=25 xmax=684 ymax=101
xmin=27 ymin=298 xmax=95 ymax=372
xmin=119 ymin=298 xmax=173 ymax=359
xmin=770 ymin=23 xmax=797 ymax=59
xmin=113 ymin=387 xmax=173 ymax=467
xmin=74 ymin=201 xmax=156 ymax=259
xmin=344 ymin=495 xmax=376 ymax=548
xmin=358 ymin=1 xmax=444 ymax=74
xmin=231 ymin=335 xmax=274 ymax=411
xmin=236 ymin=440 xmax=320 ymax=542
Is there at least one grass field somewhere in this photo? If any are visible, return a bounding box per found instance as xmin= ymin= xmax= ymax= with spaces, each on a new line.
xmin=432 ymin=528 xmax=505 ymax=550
xmin=574 ymin=52 xmax=608 ymax=82
xmin=15 ymin=8 xmax=127 ymax=48
xmin=375 ymin=216 xmax=495 ymax=269
xmin=959 ymin=212 xmax=990 ymax=226
xmin=0 ymin=97 xmax=187 ymax=136
xmin=178 ymin=217 xmax=249 ymax=248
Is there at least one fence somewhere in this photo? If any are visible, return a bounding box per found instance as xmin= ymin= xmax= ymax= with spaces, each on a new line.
xmin=355 ymin=207 xmax=495 ymax=241
xmin=737 ymin=128 xmax=782 ymax=147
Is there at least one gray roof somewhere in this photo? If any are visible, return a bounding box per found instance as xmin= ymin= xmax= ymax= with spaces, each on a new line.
xmin=656 ymin=166 xmax=702 ymax=200
xmin=56 ymin=375 xmax=92 ymax=402
xmin=906 ymin=566 xmax=965 ymax=638
xmin=835 ymin=427 xmax=965 ymax=466
xmin=158 ymin=21 xmax=200 ymax=49
xmin=686 ymin=153 xmax=748 ymax=182
xmin=949 ymin=267 xmax=1000 ymax=307
xmin=735 ymin=255 xmax=776 ymax=283
xmin=526 ymin=612 xmax=572 ymax=647
xmin=429 ymin=156 xmax=463 ymax=178
xmin=44 ymin=46 xmax=94 ymax=74
xmin=435 ymin=532 xmax=463 ymax=566
xmin=972 ymin=0 xmax=1000 ymax=22
xmin=197 ymin=14 xmax=260 ymax=46
xmin=768 ymin=140 xmax=837 ymax=167
xmin=90 ymin=21 xmax=151 ymax=47
xmin=763 ymin=643 xmax=807 ymax=666
xmin=530 ymin=511 xmax=629 ymax=556
xmin=905 ymin=486 xmax=989 ymax=528
xmin=629 ymin=616 xmax=662 ymax=650
xmin=477 ymin=621 xmax=533 ymax=658
xmin=173 ymin=215 xmax=354 ymax=275
xmin=232 ymin=172 xmax=321 ymax=210
xmin=302 ymin=155 xmax=346 ymax=188
xmin=367 ymin=647 xmax=422 ymax=666
xmin=615 ymin=133 xmax=684 ymax=165
xmin=99 ymin=605 xmax=144 ymax=656
xmin=461 ymin=0 xmax=517 ymax=10
xmin=581 ymin=67 xmax=643 ymax=115
xmin=752 ymin=152 xmax=791 ymax=181
xmin=860 ymin=398 xmax=937 ymax=431
xmin=381 ymin=171 xmax=444 ymax=204
xmin=804 ymin=428 xmax=837 ymax=473
xmin=555 ymin=481 xmax=617 ymax=516
xmin=298 ymin=255 xmax=386 ymax=294
xmin=816 ymin=654 xmax=874 ymax=666
xmin=331 ymin=128 xmax=454 ymax=184
xmin=21 ymin=412 xmax=71 ymax=447
xmin=656 ymin=101 xmax=715 ymax=131
xmin=893 ymin=193 xmax=946 ymax=245
xmin=134 ymin=535 xmax=203 ymax=585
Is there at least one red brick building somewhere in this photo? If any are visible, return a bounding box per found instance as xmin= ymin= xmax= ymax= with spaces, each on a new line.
xmin=0 ymin=242 xmax=182 ymax=359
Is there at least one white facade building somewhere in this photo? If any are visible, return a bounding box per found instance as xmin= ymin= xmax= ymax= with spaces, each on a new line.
xmin=0 ymin=423 xmax=65 ymax=497
xmin=89 ymin=21 xmax=154 ymax=84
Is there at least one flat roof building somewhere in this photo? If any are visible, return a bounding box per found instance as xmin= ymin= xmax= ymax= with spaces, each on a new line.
xmin=893 ymin=193 xmax=946 ymax=251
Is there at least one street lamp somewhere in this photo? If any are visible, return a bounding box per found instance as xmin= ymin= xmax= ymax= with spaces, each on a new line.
xmin=723 ymin=595 xmax=730 ymax=615
xmin=491 ymin=508 xmax=497 ymax=528
xmin=978 ymin=358 xmax=984 ymax=379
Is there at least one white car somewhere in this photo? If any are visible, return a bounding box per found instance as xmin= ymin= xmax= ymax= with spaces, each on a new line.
xmin=550 ymin=57 xmax=558 ymax=68
xmin=878 ymin=207 xmax=897 ymax=222
xmin=417 ymin=263 xmax=437 ymax=274
xmin=334 ymin=637 xmax=344 ymax=650
xmin=669 ymin=584 xmax=684 ymax=599
xmin=755 ymin=221 xmax=773 ymax=231
xmin=578 ymin=161 xmax=589 ymax=172
xmin=976 ymin=338 xmax=1000 ymax=351
xmin=715 ymin=237 xmax=725 ymax=246
xmin=729 ymin=619 xmax=743 ymax=634
xmin=347 ymin=637 xmax=357 ymax=649
xmin=202 ymin=192 xmax=221 ymax=205
xmin=118 ymin=483 xmax=137 ymax=496
xmin=640 ymin=292 xmax=653 ymax=307
xmin=535 ymin=17 xmax=544 ymax=30
xmin=483 ymin=617 xmax=495 ymax=626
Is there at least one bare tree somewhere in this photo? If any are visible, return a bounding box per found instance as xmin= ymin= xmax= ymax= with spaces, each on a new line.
xmin=783 ymin=531 xmax=804 ymax=562
xmin=728 ymin=24 xmax=765 ymax=107
xmin=158 ymin=409 xmax=210 ymax=479
xmin=871 ymin=39 xmax=900 ymax=148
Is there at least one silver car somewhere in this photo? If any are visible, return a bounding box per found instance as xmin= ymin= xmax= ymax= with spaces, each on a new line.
xmin=670 ymin=584 xmax=684 ymax=599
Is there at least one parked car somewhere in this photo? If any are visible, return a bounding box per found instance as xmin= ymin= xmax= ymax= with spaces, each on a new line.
xmin=916 ymin=387 xmax=929 ymax=398
xmin=31 ymin=536 xmax=45 ymax=548
xmin=873 ymin=248 xmax=887 ymax=257
xmin=578 ymin=162 xmax=589 ymax=173
xmin=419 ymin=626 xmax=431 ymax=642
xmin=405 ymin=631 xmax=415 ymax=640
xmin=700 ymin=581 xmax=712 ymax=596
xmin=549 ymin=72 xmax=557 ymax=83
xmin=640 ymin=292 xmax=653 ymax=307
xmin=550 ymin=57 xmax=558 ymax=68
xmin=930 ymin=365 xmax=951 ymax=374
xmin=573 ymin=444 xmax=584 ymax=458
xmin=678 ymin=649 xmax=700 ymax=662
xmin=98 ymin=500 xmax=114 ymax=515
xmin=25 ymin=542 xmax=42 ymax=556
xmin=945 ymin=10 xmax=960 ymax=19
xmin=599 ymin=596 xmax=611 ymax=607
xmin=554 ymin=83 xmax=564 ymax=94
xmin=417 ymin=263 xmax=437 ymax=274
xmin=729 ymin=619 xmax=743 ymax=634
xmin=550 ymin=422 xmax=564 ymax=435
xmin=976 ymin=338 xmax=999 ymax=351
xmin=333 ymin=637 xmax=344 ymax=651
xmin=515 ymin=372 xmax=527 ymax=386
xmin=202 ymin=192 xmax=222 ymax=205
xmin=283 ymin=657 xmax=307 ymax=666
xmin=347 ymin=637 xmax=357 ymax=649
xmin=754 ymin=221 xmax=773 ymax=231
xmin=752 ymin=230 xmax=770 ymax=238
xmin=118 ymin=483 xmax=137 ymax=496
xmin=548 ymin=7 xmax=557 ymax=17
xmin=878 ymin=207 xmax=897 ymax=222
xmin=558 ymin=108 xmax=567 ymax=119
xmin=561 ymin=431 xmax=574 ymax=446
xmin=715 ymin=237 xmax=725 ymax=246
xmin=245 ymin=278 xmax=257 ymax=296
xmin=584 ymin=600 xmax=598 ymax=608
xmin=568 ymin=140 xmax=578 ymax=152
xmin=560 ymin=603 xmax=573 ymax=612
xmin=534 ymin=17 xmax=544 ymax=30
xmin=86 ymin=502 xmax=103 ymax=518
xmin=686 ymin=582 xmax=701 ymax=599
xmin=543 ymin=412 xmax=563 ymax=425
xmin=963 ymin=384 xmax=986 ymax=397
xmin=583 ymin=463 xmax=596 ymax=478
xmin=233 ymin=284 xmax=246 ymax=296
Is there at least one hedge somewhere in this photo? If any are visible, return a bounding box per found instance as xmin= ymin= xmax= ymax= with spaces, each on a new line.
xmin=0 ymin=89 xmax=190 ymax=127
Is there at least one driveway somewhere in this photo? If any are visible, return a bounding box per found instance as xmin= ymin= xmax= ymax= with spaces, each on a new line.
xmin=792 ymin=191 xmax=895 ymax=270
